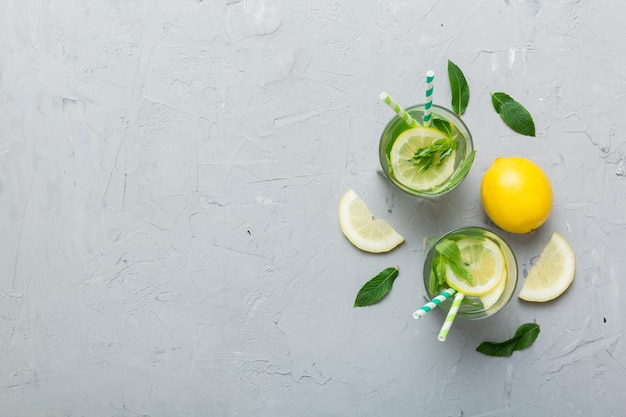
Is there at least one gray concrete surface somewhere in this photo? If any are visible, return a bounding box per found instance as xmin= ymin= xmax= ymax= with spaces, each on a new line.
xmin=1 ymin=0 xmax=625 ymax=416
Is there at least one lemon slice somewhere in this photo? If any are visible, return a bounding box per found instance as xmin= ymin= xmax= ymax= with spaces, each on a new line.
xmin=519 ymin=232 xmax=575 ymax=302
xmin=390 ymin=127 xmax=456 ymax=191
xmin=338 ymin=189 xmax=404 ymax=253
xmin=480 ymin=264 xmax=507 ymax=309
xmin=444 ymin=237 xmax=506 ymax=296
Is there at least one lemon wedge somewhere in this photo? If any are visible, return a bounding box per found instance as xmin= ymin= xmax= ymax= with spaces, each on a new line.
xmin=444 ymin=237 xmax=506 ymax=296
xmin=390 ymin=127 xmax=456 ymax=191
xmin=519 ymin=232 xmax=575 ymax=302
xmin=338 ymin=189 xmax=404 ymax=253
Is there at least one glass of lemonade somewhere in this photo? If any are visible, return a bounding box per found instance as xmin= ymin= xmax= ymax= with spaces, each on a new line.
xmin=379 ymin=104 xmax=474 ymax=198
xmin=422 ymin=226 xmax=518 ymax=319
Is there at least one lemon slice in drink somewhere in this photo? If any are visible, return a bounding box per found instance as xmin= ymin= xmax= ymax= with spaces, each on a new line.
xmin=519 ymin=232 xmax=575 ymax=302
xmin=480 ymin=264 xmax=507 ymax=309
xmin=389 ymin=127 xmax=456 ymax=191
xmin=338 ymin=189 xmax=404 ymax=253
xmin=444 ymin=237 xmax=506 ymax=296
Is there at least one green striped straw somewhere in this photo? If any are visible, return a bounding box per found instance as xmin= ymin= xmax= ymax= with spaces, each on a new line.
xmin=379 ymin=92 xmax=419 ymax=128
xmin=437 ymin=292 xmax=465 ymax=341
xmin=413 ymin=288 xmax=456 ymax=319
xmin=423 ymin=70 xmax=435 ymax=127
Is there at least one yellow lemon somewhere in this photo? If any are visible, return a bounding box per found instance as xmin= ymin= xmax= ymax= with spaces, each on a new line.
xmin=480 ymin=157 xmax=552 ymax=234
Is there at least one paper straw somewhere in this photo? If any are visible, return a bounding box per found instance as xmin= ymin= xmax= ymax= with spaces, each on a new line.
xmin=413 ymin=288 xmax=456 ymax=319
xmin=438 ymin=292 xmax=465 ymax=342
xmin=379 ymin=92 xmax=419 ymax=128
xmin=423 ymin=70 xmax=435 ymax=127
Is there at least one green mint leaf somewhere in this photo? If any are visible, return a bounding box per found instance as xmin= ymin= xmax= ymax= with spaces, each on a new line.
xmin=463 ymin=297 xmax=485 ymax=308
xmin=446 ymin=258 xmax=473 ymax=284
xmin=431 ymin=118 xmax=453 ymax=137
xmin=512 ymin=323 xmax=542 ymax=350
xmin=448 ymin=60 xmax=470 ymax=115
xmin=435 ymin=239 xmax=472 ymax=285
xmin=476 ymin=323 xmax=540 ymax=357
xmin=491 ymin=92 xmax=536 ymax=137
xmin=448 ymin=150 xmax=476 ymax=187
xmin=428 ymin=270 xmax=438 ymax=295
xmin=437 ymin=144 xmax=456 ymax=167
xmin=354 ymin=266 xmax=399 ymax=307
xmin=435 ymin=239 xmax=461 ymax=264
xmin=435 ymin=258 xmax=446 ymax=286
xmin=429 ymin=255 xmax=446 ymax=294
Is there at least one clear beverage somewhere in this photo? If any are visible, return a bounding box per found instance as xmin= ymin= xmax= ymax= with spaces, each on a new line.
xmin=379 ymin=104 xmax=474 ymax=198
xmin=422 ymin=227 xmax=518 ymax=319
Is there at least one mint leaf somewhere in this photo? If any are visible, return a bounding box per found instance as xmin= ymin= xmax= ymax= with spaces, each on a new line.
xmin=428 ymin=269 xmax=438 ymax=295
xmin=354 ymin=267 xmax=399 ymax=307
xmin=491 ymin=92 xmax=536 ymax=137
xmin=512 ymin=323 xmax=541 ymax=349
xmin=446 ymin=258 xmax=473 ymax=285
xmin=435 ymin=239 xmax=461 ymax=264
xmin=431 ymin=118 xmax=453 ymax=137
xmin=448 ymin=60 xmax=470 ymax=115
xmin=435 ymin=239 xmax=472 ymax=285
xmin=429 ymin=255 xmax=447 ymax=294
xmin=448 ymin=150 xmax=476 ymax=187
xmin=476 ymin=323 xmax=540 ymax=357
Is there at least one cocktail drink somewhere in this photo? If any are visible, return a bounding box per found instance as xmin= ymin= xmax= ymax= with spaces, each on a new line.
xmin=379 ymin=104 xmax=474 ymax=198
xmin=422 ymin=227 xmax=517 ymax=319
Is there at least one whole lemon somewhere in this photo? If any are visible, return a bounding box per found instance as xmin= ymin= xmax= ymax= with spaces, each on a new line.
xmin=481 ymin=157 xmax=552 ymax=233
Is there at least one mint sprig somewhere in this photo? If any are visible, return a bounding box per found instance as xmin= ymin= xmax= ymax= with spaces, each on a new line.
xmin=354 ymin=267 xmax=399 ymax=307
xmin=491 ymin=92 xmax=536 ymax=137
xmin=448 ymin=60 xmax=470 ymax=115
xmin=476 ymin=323 xmax=540 ymax=357
xmin=429 ymin=239 xmax=473 ymax=292
xmin=411 ymin=135 xmax=458 ymax=173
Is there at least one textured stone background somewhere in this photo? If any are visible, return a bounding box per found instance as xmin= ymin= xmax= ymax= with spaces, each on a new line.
xmin=1 ymin=0 xmax=625 ymax=416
